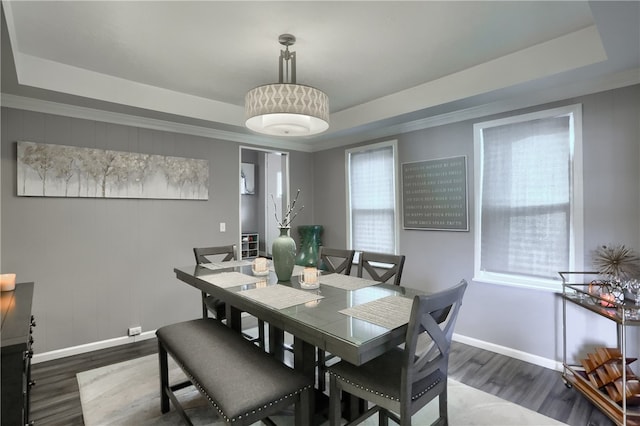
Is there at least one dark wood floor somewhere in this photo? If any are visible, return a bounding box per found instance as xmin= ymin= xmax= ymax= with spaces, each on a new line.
xmin=30 ymin=339 xmax=615 ymax=426
xmin=30 ymin=339 xmax=158 ymax=426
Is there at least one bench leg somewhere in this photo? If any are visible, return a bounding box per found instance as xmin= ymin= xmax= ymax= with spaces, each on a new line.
xmin=158 ymin=341 xmax=170 ymax=414
xmin=158 ymin=340 xmax=196 ymax=425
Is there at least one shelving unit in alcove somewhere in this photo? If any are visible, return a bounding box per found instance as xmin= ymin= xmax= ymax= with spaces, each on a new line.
xmin=241 ymin=232 xmax=259 ymax=258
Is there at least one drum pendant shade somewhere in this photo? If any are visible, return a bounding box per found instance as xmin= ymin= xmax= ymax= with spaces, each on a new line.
xmin=245 ymin=34 xmax=329 ymax=137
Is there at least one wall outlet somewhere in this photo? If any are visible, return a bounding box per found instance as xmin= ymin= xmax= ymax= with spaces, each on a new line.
xmin=128 ymin=326 xmax=142 ymax=336
xmin=220 ymin=222 xmax=226 ymax=232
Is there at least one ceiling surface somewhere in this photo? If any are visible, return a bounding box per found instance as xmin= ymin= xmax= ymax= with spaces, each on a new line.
xmin=2 ymin=1 xmax=639 ymax=152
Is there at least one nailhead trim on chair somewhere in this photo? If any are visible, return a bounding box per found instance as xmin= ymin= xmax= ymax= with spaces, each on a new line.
xmin=410 ymin=378 xmax=442 ymax=401
xmin=329 ymin=371 xmax=441 ymax=402
xmin=173 ymin=356 xmax=313 ymax=423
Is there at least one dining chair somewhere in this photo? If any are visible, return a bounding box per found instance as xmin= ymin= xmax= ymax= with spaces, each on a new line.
xmin=193 ymin=245 xmax=265 ymax=349
xmin=316 ymin=246 xmax=357 ymax=391
xmin=328 ymin=279 xmax=468 ymax=426
xmin=357 ymin=251 xmax=406 ymax=285
xmin=194 ymin=245 xmax=236 ymax=320
xmin=319 ymin=246 xmax=356 ymax=275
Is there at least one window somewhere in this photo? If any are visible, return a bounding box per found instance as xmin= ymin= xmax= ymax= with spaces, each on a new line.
xmin=346 ymin=140 xmax=399 ymax=255
xmin=473 ymin=105 xmax=583 ymax=291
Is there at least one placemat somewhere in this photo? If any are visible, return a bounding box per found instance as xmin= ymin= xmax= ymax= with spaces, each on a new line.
xmin=339 ymin=295 xmax=414 ymax=329
xmin=199 ymin=271 xmax=263 ymax=288
xmin=319 ymin=273 xmax=379 ymax=290
xmin=200 ymin=260 xmax=252 ymax=270
xmin=238 ymin=284 xmax=324 ymax=310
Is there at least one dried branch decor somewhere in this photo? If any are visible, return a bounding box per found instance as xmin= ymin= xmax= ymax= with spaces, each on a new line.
xmin=271 ymin=189 xmax=304 ymax=228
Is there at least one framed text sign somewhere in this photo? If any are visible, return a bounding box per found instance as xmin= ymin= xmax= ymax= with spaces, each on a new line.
xmin=402 ymin=156 xmax=468 ymax=231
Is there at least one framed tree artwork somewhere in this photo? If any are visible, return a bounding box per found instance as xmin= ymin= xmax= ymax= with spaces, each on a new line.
xmin=17 ymin=141 xmax=208 ymax=200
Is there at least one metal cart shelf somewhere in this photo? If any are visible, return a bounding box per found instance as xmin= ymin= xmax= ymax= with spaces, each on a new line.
xmin=561 ymin=272 xmax=640 ymax=426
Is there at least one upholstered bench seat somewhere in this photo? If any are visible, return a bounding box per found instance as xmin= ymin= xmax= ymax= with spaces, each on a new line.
xmin=156 ymin=318 xmax=313 ymax=425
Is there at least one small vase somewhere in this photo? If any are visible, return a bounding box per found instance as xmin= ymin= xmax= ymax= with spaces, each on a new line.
xmin=295 ymin=225 xmax=323 ymax=267
xmin=272 ymin=227 xmax=296 ymax=281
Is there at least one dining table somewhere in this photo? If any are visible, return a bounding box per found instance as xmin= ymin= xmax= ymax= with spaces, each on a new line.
xmin=173 ymin=261 xmax=425 ymax=424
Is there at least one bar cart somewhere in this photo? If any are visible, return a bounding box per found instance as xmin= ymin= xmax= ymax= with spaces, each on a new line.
xmin=561 ymin=272 xmax=640 ymax=426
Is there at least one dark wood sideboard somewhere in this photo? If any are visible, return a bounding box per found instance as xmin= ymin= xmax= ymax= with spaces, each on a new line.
xmin=1 ymin=282 xmax=36 ymax=426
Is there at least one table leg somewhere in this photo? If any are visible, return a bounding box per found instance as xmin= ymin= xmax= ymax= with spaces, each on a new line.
xmin=269 ymin=324 xmax=285 ymax=361
xmin=226 ymin=305 xmax=242 ymax=333
xmin=294 ymin=336 xmax=316 ymax=426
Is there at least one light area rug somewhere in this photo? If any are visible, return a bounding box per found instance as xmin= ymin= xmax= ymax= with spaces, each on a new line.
xmin=77 ymin=354 xmax=567 ymax=426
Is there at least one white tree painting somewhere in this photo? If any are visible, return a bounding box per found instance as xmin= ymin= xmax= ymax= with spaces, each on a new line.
xmin=17 ymin=141 xmax=209 ymax=200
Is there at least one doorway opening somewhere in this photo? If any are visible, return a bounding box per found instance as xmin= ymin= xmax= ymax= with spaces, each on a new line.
xmin=239 ymin=147 xmax=290 ymax=259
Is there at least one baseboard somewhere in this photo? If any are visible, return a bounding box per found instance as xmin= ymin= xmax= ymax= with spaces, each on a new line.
xmin=34 ymin=329 xmax=562 ymax=370
xmin=32 ymin=330 xmax=157 ymax=364
xmin=32 ymin=313 xmax=258 ymax=364
xmin=453 ymin=333 xmax=563 ymax=371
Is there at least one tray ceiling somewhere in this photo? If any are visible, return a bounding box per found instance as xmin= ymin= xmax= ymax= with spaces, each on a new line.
xmin=2 ymin=1 xmax=639 ymax=151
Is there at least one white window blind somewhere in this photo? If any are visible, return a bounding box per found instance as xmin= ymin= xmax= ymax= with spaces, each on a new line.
xmin=347 ymin=141 xmax=398 ymax=254
xmin=474 ymin=105 xmax=583 ymax=290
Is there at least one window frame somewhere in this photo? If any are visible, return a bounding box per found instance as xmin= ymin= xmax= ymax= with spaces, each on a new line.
xmin=345 ymin=140 xmax=400 ymax=255
xmin=473 ymin=104 xmax=584 ymax=292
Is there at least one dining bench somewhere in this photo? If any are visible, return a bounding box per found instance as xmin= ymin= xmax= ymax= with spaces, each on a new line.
xmin=156 ymin=318 xmax=314 ymax=426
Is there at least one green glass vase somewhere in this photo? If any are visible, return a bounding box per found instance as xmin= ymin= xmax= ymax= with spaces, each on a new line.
xmin=295 ymin=225 xmax=323 ymax=267
xmin=272 ymin=227 xmax=296 ymax=281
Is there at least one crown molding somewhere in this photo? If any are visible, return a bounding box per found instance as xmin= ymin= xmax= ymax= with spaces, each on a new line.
xmin=0 ymin=93 xmax=315 ymax=153
xmin=3 ymin=67 xmax=638 ymax=154
xmin=308 ymin=67 xmax=640 ymax=152
xmin=401 ymin=68 xmax=640 ymax=132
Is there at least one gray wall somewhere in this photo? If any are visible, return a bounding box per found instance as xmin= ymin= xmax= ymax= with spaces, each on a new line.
xmin=314 ymin=85 xmax=640 ymax=362
xmin=2 ymin=85 xmax=637 ymax=360
xmin=1 ymin=107 xmax=314 ymax=353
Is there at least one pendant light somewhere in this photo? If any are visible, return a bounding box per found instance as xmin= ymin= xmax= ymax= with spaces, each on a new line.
xmin=245 ymin=34 xmax=329 ymax=137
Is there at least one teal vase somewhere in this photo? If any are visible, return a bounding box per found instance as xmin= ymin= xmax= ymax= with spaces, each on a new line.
xmin=272 ymin=227 xmax=296 ymax=281
xmin=295 ymin=225 xmax=323 ymax=267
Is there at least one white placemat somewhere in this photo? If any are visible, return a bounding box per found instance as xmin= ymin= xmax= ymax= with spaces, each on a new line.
xmin=199 ymin=271 xmax=263 ymax=288
xmin=319 ymin=273 xmax=379 ymax=290
xmin=200 ymin=260 xmax=252 ymax=270
xmin=339 ymin=295 xmax=414 ymax=329
xmin=238 ymin=284 xmax=324 ymax=309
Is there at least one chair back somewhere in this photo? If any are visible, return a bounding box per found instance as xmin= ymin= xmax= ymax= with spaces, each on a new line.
xmin=402 ymin=280 xmax=467 ymax=409
xmin=357 ymin=251 xmax=405 ymax=285
xmin=193 ymin=245 xmax=237 ymax=264
xmin=319 ymin=247 xmax=356 ymax=275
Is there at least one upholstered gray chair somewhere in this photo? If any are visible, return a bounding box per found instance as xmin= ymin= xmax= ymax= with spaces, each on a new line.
xmin=193 ymin=245 xmax=265 ymax=349
xmin=357 ymin=251 xmax=406 ymax=285
xmin=328 ymin=279 xmax=468 ymax=426
xmin=319 ymin=246 xmax=356 ymax=275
